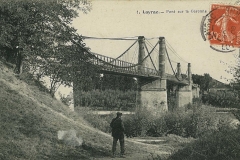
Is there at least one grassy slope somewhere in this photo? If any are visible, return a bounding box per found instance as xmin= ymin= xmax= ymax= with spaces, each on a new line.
xmin=0 ymin=61 xmax=173 ymax=160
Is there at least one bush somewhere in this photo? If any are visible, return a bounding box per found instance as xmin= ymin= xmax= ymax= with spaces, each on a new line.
xmin=76 ymin=89 xmax=136 ymax=111
xmin=77 ymin=102 xmax=236 ymax=140
xmin=76 ymin=107 xmax=115 ymax=133
xmin=202 ymin=90 xmax=239 ymax=108
xmin=124 ymin=105 xmax=234 ymax=138
xmin=124 ymin=107 xmax=156 ymax=137
xmin=168 ymin=127 xmax=240 ymax=160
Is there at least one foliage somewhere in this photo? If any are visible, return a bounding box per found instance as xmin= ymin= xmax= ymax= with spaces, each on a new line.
xmin=232 ymin=56 xmax=240 ymax=100
xmin=0 ymin=0 xmax=95 ymax=97
xmin=124 ymin=107 xmax=156 ymax=137
xmin=167 ymin=91 xmax=177 ymax=112
xmin=76 ymin=107 xmax=116 ymax=133
xmin=192 ymin=73 xmax=213 ymax=93
xmin=167 ymin=127 xmax=240 ymax=160
xmin=75 ymin=89 xmax=136 ymax=111
xmin=202 ymin=90 xmax=239 ymax=108
xmin=123 ymin=104 xmax=234 ymax=138
xmin=101 ymin=74 xmax=137 ymax=91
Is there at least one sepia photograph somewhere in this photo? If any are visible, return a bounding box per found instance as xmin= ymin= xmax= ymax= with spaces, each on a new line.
xmin=1 ymin=0 xmax=240 ymax=159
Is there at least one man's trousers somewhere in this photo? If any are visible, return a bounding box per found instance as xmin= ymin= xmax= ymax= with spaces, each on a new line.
xmin=112 ymin=137 xmax=125 ymax=155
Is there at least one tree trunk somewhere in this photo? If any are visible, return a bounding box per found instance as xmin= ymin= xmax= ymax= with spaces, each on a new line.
xmin=15 ymin=51 xmax=23 ymax=74
xmin=5 ymin=49 xmax=17 ymax=64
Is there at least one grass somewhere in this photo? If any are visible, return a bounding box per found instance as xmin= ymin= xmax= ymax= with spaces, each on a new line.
xmin=0 ymin=62 xmax=109 ymax=159
xmin=167 ymin=128 xmax=240 ymax=160
xmin=0 ymin=60 xmax=174 ymax=160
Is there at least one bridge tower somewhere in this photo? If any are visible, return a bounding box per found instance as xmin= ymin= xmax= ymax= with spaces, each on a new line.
xmin=136 ymin=36 xmax=168 ymax=112
xmin=176 ymin=63 xmax=193 ymax=107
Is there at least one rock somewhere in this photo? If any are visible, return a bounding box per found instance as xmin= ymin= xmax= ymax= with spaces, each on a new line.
xmin=58 ymin=129 xmax=83 ymax=147
xmin=229 ymin=119 xmax=240 ymax=129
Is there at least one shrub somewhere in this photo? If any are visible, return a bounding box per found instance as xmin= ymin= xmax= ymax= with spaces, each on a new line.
xmin=202 ymin=90 xmax=239 ymax=108
xmin=124 ymin=107 xmax=155 ymax=137
xmin=76 ymin=89 xmax=136 ymax=111
xmin=232 ymin=109 xmax=240 ymax=121
xmin=167 ymin=96 xmax=177 ymax=112
xmin=76 ymin=107 xmax=115 ymax=133
xmin=77 ymin=102 xmax=236 ymax=140
xmin=124 ymin=105 xmax=234 ymax=138
xmin=168 ymin=128 xmax=240 ymax=160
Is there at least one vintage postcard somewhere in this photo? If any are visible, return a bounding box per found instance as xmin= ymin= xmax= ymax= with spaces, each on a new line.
xmin=1 ymin=0 xmax=240 ymax=159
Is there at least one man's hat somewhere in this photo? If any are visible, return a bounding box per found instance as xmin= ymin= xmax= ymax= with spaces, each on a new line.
xmin=117 ymin=112 xmax=122 ymax=116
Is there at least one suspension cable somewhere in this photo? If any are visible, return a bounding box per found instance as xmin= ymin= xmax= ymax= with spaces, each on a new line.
xmin=145 ymin=40 xmax=159 ymax=66
xmin=82 ymin=36 xmax=138 ymax=41
xmin=165 ymin=45 xmax=184 ymax=82
xmin=166 ymin=44 xmax=186 ymax=64
xmin=146 ymin=40 xmax=159 ymax=54
xmin=109 ymin=40 xmax=138 ymax=63
xmin=131 ymin=43 xmax=138 ymax=64
xmin=144 ymin=42 xmax=159 ymax=73
xmin=89 ymin=40 xmax=159 ymax=69
xmin=82 ymin=36 xmax=160 ymax=41
xmin=166 ymin=40 xmax=188 ymax=63
xmin=70 ymin=35 xmax=159 ymax=72
xmin=91 ymin=53 xmax=140 ymax=68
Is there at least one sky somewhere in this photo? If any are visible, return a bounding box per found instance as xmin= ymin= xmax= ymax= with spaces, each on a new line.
xmin=72 ymin=0 xmax=240 ymax=84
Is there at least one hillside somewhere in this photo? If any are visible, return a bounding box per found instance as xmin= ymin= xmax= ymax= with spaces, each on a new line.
xmin=0 ymin=61 xmax=174 ymax=160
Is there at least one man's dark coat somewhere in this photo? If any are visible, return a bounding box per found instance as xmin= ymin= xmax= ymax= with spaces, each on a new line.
xmin=110 ymin=117 xmax=125 ymax=139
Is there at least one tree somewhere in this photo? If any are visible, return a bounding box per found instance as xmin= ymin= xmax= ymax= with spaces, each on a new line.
xmin=0 ymin=0 xmax=92 ymax=72
xmin=192 ymin=73 xmax=213 ymax=93
xmin=232 ymin=52 xmax=240 ymax=97
xmin=0 ymin=0 xmax=97 ymax=97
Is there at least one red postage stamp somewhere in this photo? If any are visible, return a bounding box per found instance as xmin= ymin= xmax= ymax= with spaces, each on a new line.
xmin=208 ymin=4 xmax=240 ymax=48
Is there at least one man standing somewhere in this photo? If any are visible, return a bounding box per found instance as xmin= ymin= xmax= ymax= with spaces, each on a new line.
xmin=110 ymin=112 xmax=125 ymax=158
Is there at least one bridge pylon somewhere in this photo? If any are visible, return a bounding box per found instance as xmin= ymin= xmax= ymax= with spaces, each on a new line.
xmin=136 ymin=36 xmax=168 ymax=113
xmin=176 ymin=63 xmax=193 ymax=107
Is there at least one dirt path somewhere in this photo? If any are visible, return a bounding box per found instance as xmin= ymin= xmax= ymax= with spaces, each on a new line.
xmin=92 ymin=153 xmax=155 ymax=160
xmin=91 ymin=138 xmax=171 ymax=160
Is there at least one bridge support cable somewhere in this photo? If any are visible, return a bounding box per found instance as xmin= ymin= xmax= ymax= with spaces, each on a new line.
xmin=71 ymin=34 xmax=157 ymax=69
xmin=165 ymin=45 xmax=184 ymax=82
xmin=144 ymin=42 xmax=159 ymax=74
xmin=82 ymin=36 xmax=160 ymax=41
xmin=146 ymin=40 xmax=159 ymax=55
xmin=131 ymin=43 xmax=138 ymax=64
xmin=70 ymin=34 xmax=137 ymax=66
xmin=89 ymin=41 xmax=159 ymax=69
xmin=82 ymin=36 xmax=139 ymax=41
xmin=62 ymin=34 xmax=154 ymax=77
xmin=108 ymin=40 xmax=138 ymax=63
xmin=165 ymin=40 xmax=188 ymax=64
xmin=145 ymin=40 xmax=158 ymax=61
xmin=165 ymin=45 xmax=186 ymax=66
xmin=69 ymin=37 xmax=137 ymax=68
xmin=164 ymin=40 xmax=190 ymax=77
xmin=69 ymin=35 xmax=160 ymax=77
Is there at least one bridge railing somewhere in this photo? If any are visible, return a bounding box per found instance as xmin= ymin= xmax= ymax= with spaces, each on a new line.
xmin=91 ymin=52 xmax=160 ymax=77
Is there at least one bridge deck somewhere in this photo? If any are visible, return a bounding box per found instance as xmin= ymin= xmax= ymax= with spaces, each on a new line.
xmin=91 ymin=52 xmax=189 ymax=85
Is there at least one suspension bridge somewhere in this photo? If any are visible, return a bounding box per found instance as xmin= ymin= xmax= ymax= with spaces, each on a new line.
xmin=74 ymin=36 xmax=200 ymax=112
